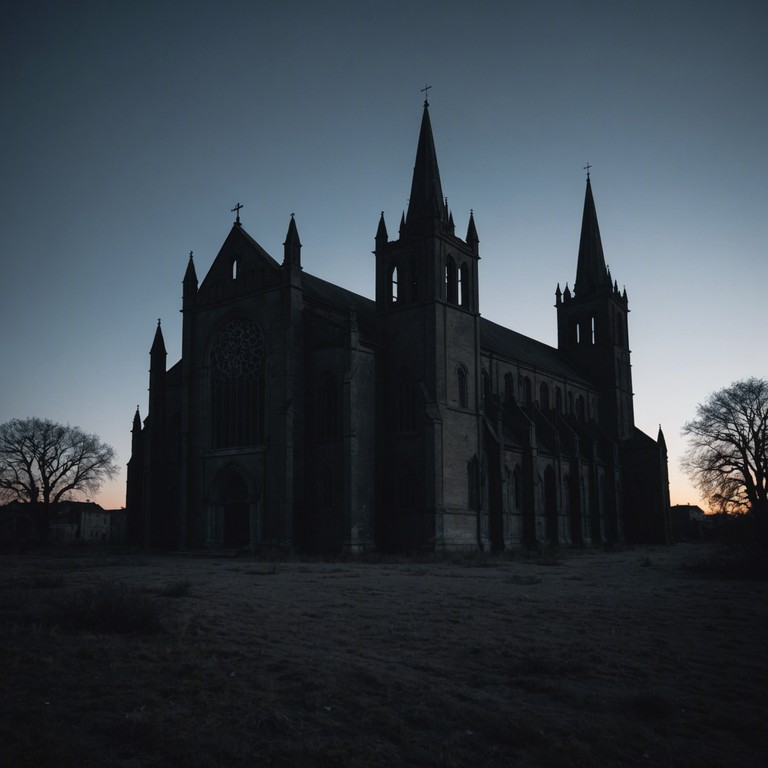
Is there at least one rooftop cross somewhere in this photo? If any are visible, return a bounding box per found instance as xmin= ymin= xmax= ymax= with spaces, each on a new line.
xmin=231 ymin=202 xmax=243 ymax=224
xmin=583 ymin=162 xmax=592 ymax=179
xmin=420 ymin=83 xmax=432 ymax=106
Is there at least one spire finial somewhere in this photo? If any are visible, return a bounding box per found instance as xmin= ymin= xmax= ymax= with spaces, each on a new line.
xmin=189 ymin=250 xmax=193 ymax=260
xmin=420 ymin=83 xmax=432 ymax=106
xmin=583 ymin=162 xmax=592 ymax=180
xmin=157 ymin=318 xmax=161 ymax=327
xmin=231 ymin=202 xmax=243 ymax=224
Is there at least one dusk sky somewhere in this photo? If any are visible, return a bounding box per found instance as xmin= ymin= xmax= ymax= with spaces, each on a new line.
xmin=1 ymin=1 xmax=766 ymax=512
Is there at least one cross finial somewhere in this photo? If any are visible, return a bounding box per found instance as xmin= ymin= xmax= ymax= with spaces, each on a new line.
xmin=231 ymin=202 xmax=243 ymax=224
xmin=421 ymin=83 xmax=432 ymax=106
xmin=583 ymin=163 xmax=592 ymax=180
xmin=157 ymin=318 xmax=161 ymax=327
xmin=189 ymin=250 xmax=193 ymax=260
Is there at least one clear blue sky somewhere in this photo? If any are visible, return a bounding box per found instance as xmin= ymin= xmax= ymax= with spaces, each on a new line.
xmin=1 ymin=0 xmax=766 ymax=511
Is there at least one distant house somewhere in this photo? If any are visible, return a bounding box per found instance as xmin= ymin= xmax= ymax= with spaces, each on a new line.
xmin=669 ymin=504 xmax=706 ymax=541
xmin=0 ymin=501 xmax=127 ymax=545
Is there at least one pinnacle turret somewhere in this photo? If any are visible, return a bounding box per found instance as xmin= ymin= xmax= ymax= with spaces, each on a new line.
xmin=283 ymin=213 xmax=302 ymax=268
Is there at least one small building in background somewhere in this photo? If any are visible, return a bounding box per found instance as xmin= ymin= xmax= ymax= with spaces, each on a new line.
xmin=669 ymin=504 xmax=706 ymax=541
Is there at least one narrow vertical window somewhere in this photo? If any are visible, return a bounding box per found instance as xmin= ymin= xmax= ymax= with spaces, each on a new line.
xmin=458 ymin=263 xmax=469 ymax=308
xmin=458 ymin=366 xmax=468 ymax=408
xmin=540 ymin=382 xmax=549 ymax=410
xmin=391 ymin=265 xmax=398 ymax=303
xmin=445 ymin=259 xmax=457 ymax=303
xmin=504 ymin=372 xmax=514 ymax=403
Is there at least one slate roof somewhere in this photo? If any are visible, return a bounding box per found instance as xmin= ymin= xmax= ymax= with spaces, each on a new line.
xmin=480 ymin=317 xmax=592 ymax=385
xmin=302 ymin=271 xmax=375 ymax=319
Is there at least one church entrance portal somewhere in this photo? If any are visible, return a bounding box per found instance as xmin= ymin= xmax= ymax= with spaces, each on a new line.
xmin=212 ymin=468 xmax=251 ymax=550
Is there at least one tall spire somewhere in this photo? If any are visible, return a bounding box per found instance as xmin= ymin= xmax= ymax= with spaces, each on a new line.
xmin=150 ymin=319 xmax=166 ymax=357
xmin=404 ymin=101 xmax=447 ymax=233
xmin=574 ymin=176 xmax=610 ymax=297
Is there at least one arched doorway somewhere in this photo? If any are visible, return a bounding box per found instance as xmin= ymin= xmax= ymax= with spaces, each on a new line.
xmin=211 ymin=467 xmax=252 ymax=550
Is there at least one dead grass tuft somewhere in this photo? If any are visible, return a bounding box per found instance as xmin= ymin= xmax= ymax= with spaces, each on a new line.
xmin=51 ymin=581 xmax=163 ymax=634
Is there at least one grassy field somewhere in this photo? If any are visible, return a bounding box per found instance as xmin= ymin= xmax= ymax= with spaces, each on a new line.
xmin=1 ymin=542 xmax=766 ymax=767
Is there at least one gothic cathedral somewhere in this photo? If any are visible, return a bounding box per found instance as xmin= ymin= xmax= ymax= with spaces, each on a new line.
xmin=126 ymin=102 xmax=670 ymax=552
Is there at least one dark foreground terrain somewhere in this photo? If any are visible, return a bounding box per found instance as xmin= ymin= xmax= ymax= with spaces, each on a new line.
xmin=1 ymin=542 xmax=766 ymax=767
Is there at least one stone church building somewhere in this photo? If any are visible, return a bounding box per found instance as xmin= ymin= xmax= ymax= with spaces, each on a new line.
xmin=126 ymin=102 xmax=670 ymax=553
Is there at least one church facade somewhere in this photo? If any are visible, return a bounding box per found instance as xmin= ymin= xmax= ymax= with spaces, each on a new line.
xmin=126 ymin=102 xmax=670 ymax=553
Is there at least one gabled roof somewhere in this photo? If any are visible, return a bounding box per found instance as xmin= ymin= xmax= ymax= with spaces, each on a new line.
xmin=302 ymin=271 xmax=375 ymax=319
xmin=198 ymin=223 xmax=281 ymax=294
xmin=480 ymin=317 xmax=592 ymax=385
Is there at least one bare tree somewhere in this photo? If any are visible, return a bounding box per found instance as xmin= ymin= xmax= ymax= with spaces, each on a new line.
xmin=682 ymin=378 xmax=768 ymax=533
xmin=0 ymin=417 xmax=119 ymax=543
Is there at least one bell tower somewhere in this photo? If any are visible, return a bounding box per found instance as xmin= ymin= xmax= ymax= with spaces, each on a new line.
xmin=556 ymin=173 xmax=634 ymax=441
xmin=374 ymin=98 xmax=484 ymax=550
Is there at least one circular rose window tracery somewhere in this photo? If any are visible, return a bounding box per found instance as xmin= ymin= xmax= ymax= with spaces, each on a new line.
xmin=212 ymin=319 xmax=263 ymax=381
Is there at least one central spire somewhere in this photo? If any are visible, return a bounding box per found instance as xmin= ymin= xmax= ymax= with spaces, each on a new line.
xmin=404 ymin=101 xmax=447 ymax=233
xmin=574 ymin=176 xmax=610 ymax=296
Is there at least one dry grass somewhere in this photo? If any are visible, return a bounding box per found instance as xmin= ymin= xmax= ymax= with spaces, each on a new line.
xmin=0 ymin=542 xmax=766 ymax=767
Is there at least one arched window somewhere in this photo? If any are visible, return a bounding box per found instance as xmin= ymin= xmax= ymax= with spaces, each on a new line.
xmin=540 ymin=382 xmax=550 ymax=410
xmin=576 ymin=395 xmax=585 ymax=421
xmin=481 ymin=369 xmax=491 ymax=410
xmin=555 ymin=386 xmax=563 ymax=413
xmin=591 ymin=315 xmax=597 ymax=344
xmin=504 ymin=372 xmax=514 ymax=404
xmin=520 ymin=376 xmax=532 ymax=407
xmin=571 ymin=316 xmax=580 ymax=345
xmin=457 ymin=365 xmax=468 ymax=408
xmin=458 ymin=262 xmax=469 ymax=308
xmin=567 ymin=391 xmax=574 ymax=415
xmin=390 ymin=265 xmax=399 ymax=304
xmin=317 ymin=374 xmax=339 ymax=439
xmin=445 ymin=258 xmax=457 ymax=303
xmin=232 ymin=257 xmax=238 ymax=280
xmin=513 ymin=464 xmax=522 ymax=510
xmin=211 ymin=318 xmax=264 ymax=448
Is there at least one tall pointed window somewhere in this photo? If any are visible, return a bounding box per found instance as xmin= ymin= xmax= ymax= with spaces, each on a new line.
xmin=211 ymin=318 xmax=264 ymax=448
xmin=504 ymin=372 xmax=514 ymax=404
xmin=390 ymin=265 xmax=399 ymax=304
xmin=457 ymin=365 xmax=468 ymax=409
xmin=540 ymin=382 xmax=550 ymax=410
xmin=445 ymin=259 xmax=457 ymax=303
xmin=458 ymin=263 xmax=469 ymax=308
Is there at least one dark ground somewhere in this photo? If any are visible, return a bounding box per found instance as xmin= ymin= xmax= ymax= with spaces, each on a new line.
xmin=1 ymin=542 xmax=766 ymax=767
